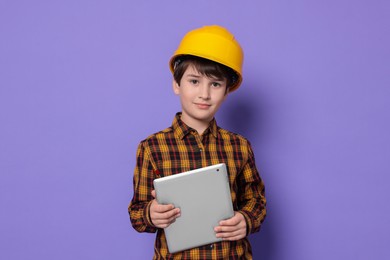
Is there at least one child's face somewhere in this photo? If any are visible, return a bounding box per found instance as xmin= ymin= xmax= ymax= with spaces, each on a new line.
xmin=173 ymin=65 xmax=228 ymax=127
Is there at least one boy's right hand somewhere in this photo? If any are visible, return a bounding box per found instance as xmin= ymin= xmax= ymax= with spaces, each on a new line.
xmin=150 ymin=190 xmax=181 ymax=229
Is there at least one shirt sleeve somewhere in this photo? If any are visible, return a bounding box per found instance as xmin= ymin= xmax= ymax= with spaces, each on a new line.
xmin=128 ymin=141 xmax=158 ymax=233
xmin=237 ymin=141 xmax=267 ymax=235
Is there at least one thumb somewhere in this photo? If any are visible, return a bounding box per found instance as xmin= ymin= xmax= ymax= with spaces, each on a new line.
xmin=151 ymin=190 xmax=156 ymax=198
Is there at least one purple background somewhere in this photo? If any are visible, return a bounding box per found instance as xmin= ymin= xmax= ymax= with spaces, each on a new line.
xmin=1 ymin=1 xmax=389 ymax=259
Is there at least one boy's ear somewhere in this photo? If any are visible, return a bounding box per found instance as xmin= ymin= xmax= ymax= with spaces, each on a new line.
xmin=172 ymin=80 xmax=180 ymax=95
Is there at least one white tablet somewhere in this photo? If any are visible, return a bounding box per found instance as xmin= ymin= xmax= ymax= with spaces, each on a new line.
xmin=153 ymin=163 xmax=234 ymax=254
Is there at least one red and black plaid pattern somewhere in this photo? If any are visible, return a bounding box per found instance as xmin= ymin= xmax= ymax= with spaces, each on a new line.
xmin=129 ymin=113 xmax=266 ymax=259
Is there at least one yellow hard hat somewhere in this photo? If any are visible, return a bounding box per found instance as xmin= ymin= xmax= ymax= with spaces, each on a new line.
xmin=169 ymin=25 xmax=244 ymax=92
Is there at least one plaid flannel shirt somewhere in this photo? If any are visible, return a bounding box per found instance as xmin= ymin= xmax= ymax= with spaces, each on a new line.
xmin=129 ymin=113 xmax=266 ymax=259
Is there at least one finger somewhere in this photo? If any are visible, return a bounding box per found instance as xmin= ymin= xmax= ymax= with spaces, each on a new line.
xmin=153 ymin=213 xmax=179 ymax=226
xmin=151 ymin=190 xmax=156 ymax=198
xmin=219 ymin=212 xmax=245 ymax=226
xmin=152 ymin=210 xmax=181 ymax=228
xmin=151 ymin=200 xmax=180 ymax=214
xmin=214 ymin=225 xmax=240 ymax=233
xmin=154 ymin=208 xmax=181 ymax=220
xmin=155 ymin=218 xmax=177 ymax=229
xmin=215 ymin=228 xmax=243 ymax=237
xmin=215 ymin=229 xmax=246 ymax=240
xmin=219 ymin=217 xmax=240 ymax=226
xmin=155 ymin=203 xmax=176 ymax=213
xmin=218 ymin=234 xmax=245 ymax=241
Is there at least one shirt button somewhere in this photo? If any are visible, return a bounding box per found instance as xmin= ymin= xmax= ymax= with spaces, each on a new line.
xmin=209 ymin=244 xmax=213 ymax=249
xmin=199 ymin=148 xmax=202 ymax=152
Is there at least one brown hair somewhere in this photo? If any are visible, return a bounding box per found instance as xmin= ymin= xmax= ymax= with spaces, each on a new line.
xmin=173 ymin=55 xmax=238 ymax=91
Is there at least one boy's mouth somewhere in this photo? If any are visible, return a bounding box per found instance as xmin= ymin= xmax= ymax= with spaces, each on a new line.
xmin=194 ymin=103 xmax=211 ymax=109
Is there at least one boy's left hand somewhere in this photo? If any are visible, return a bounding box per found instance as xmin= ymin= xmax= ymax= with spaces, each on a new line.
xmin=214 ymin=211 xmax=247 ymax=241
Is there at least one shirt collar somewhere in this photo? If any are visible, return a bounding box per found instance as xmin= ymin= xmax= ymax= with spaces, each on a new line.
xmin=172 ymin=112 xmax=219 ymax=139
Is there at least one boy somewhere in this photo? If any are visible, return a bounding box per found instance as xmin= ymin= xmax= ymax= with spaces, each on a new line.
xmin=129 ymin=25 xmax=266 ymax=259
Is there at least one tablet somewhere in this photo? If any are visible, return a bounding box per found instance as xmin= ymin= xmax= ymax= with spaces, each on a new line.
xmin=153 ymin=163 xmax=234 ymax=254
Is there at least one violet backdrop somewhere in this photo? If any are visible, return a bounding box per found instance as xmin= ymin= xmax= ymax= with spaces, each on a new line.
xmin=1 ymin=1 xmax=389 ymax=259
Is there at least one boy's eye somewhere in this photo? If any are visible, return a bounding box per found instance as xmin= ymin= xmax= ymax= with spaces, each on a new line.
xmin=211 ymin=82 xmax=222 ymax=87
xmin=190 ymin=79 xmax=199 ymax=84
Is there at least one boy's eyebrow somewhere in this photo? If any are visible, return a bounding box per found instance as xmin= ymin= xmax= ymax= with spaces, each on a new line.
xmin=185 ymin=74 xmax=202 ymax=78
xmin=186 ymin=74 xmax=225 ymax=81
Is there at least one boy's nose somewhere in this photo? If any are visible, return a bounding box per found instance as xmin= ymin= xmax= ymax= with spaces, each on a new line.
xmin=198 ymin=84 xmax=211 ymax=100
